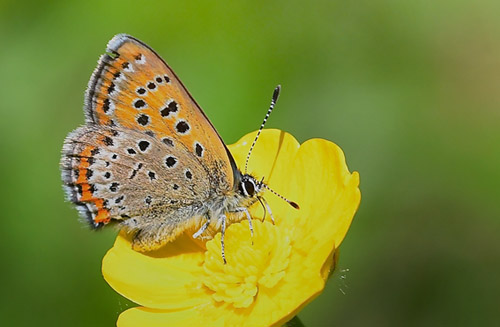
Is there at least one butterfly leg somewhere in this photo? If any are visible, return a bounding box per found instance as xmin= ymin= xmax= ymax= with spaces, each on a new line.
xmin=257 ymin=197 xmax=267 ymax=223
xmin=219 ymin=214 xmax=227 ymax=264
xmin=234 ymin=207 xmax=254 ymax=239
xmin=259 ymin=197 xmax=275 ymax=224
xmin=193 ymin=213 xmax=211 ymax=239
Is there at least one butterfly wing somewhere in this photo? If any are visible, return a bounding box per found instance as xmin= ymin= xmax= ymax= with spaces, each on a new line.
xmin=61 ymin=34 xmax=236 ymax=229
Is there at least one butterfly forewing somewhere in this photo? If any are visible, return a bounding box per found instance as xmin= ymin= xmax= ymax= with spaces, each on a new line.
xmin=62 ymin=34 xmax=235 ymax=228
xmin=86 ymin=34 xmax=233 ymax=186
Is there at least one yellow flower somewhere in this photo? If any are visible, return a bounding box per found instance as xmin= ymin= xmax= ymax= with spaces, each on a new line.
xmin=102 ymin=129 xmax=361 ymax=327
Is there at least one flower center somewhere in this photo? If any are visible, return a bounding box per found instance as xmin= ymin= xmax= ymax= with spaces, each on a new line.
xmin=202 ymin=220 xmax=292 ymax=308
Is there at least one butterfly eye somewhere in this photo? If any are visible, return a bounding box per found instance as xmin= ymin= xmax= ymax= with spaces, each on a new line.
xmin=243 ymin=180 xmax=255 ymax=197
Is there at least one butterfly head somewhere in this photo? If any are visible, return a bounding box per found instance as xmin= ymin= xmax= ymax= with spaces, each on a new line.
xmin=236 ymin=173 xmax=300 ymax=211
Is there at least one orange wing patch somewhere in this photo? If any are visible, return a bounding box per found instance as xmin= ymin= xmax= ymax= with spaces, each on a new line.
xmin=70 ymin=144 xmax=111 ymax=225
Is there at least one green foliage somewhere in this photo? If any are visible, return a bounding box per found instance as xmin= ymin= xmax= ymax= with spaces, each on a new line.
xmin=0 ymin=0 xmax=499 ymax=326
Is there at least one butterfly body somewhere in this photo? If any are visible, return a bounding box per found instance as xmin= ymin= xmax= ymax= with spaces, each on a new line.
xmin=61 ymin=34 xmax=267 ymax=253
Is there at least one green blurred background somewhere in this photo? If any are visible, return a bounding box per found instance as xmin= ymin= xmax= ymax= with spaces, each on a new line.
xmin=1 ymin=0 xmax=499 ymax=326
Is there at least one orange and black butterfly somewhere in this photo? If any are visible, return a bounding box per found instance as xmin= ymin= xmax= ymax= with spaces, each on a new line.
xmin=61 ymin=34 xmax=297 ymax=261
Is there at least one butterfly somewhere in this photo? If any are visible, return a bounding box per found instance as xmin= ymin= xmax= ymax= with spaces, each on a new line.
xmin=61 ymin=34 xmax=298 ymax=262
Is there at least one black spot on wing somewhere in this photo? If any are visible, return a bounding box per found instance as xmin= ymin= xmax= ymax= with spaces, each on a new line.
xmin=103 ymin=136 xmax=113 ymax=146
xmin=195 ymin=143 xmax=203 ymax=157
xmin=137 ymin=114 xmax=149 ymax=126
xmin=134 ymin=99 xmax=147 ymax=109
xmin=138 ymin=140 xmax=150 ymax=152
xmin=148 ymin=171 xmax=156 ymax=180
xmin=109 ymin=182 xmax=119 ymax=192
xmin=162 ymin=137 xmax=174 ymax=147
xmin=175 ymin=120 xmax=190 ymax=134
xmin=107 ymin=83 xmax=116 ymax=95
xmin=165 ymin=156 xmax=177 ymax=168
xmin=102 ymin=99 xmax=111 ymax=113
xmin=160 ymin=100 xmax=178 ymax=118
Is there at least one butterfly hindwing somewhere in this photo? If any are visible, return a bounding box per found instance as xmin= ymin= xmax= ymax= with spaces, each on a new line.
xmin=61 ymin=124 xmax=217 ymax=226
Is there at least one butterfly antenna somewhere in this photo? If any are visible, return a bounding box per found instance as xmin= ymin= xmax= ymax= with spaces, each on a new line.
xmin=261 ymin=183 xmax=300 ymax=209
xmin=244 ymin=85 xmax=281 ymax=174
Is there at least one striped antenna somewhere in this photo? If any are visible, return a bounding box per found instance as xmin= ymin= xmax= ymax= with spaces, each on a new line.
xmin=244 ymin=85 xmax=281 ymax=174
xmin=261 ymin=183 xmax=300 ymax=209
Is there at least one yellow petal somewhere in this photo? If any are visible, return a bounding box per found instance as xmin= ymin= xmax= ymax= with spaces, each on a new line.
xmin=102 ymin=231 xmax=212 ymax=310
xmin=285 ymin=138 xmax=361 ymax=270
xmin=252 ymin=255 xmax=325 ymax=327
xmin=117 ymin=307 xmax=224 ymax=327
xmin=228 ymin=129 xmax=300 ymax=183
